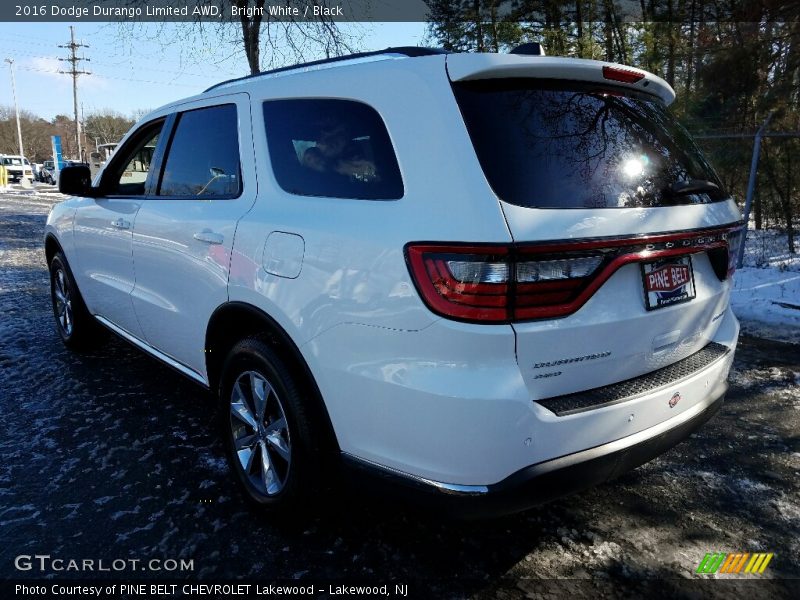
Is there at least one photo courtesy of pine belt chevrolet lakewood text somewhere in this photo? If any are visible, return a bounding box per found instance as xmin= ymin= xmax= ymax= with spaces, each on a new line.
xmin=45 ymin=44 xmax=744 ymax=517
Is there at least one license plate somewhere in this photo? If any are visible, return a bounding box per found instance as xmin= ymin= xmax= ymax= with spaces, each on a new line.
xmin=641 ymin=255 xmax=696 ymax=310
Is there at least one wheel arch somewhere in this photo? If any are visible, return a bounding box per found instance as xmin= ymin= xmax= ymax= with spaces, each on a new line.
xmin=205 ymin=302 xmax=340 ymax=453
xmin=44 ymin=232 xmax=64 ymax=266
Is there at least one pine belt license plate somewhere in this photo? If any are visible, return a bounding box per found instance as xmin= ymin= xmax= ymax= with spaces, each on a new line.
xmin=641 ymin=256 xmax=696 ymax=310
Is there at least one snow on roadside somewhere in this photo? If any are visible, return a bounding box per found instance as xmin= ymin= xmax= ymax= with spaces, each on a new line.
xmin=731 ymin=267 xmax=800 ymax=344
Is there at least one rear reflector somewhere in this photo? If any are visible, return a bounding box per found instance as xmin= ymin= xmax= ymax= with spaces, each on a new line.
xmin=602 ymin=66 xmax=645 ymax=84
xmin=405 ymin=224 xmax=744 ymax=323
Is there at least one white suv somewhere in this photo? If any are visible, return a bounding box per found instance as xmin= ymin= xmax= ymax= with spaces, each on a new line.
xmin=45 ymin=47 xmax=742 ymax=516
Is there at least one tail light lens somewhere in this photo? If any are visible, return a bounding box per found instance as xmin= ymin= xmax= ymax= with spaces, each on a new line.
xmin=725 ymin=226 xmax=745 ymax=277
xmin=406 ymin=246 xmax=510 ymax=321
xmin=406 ymin=224 xmax=743 ymax=323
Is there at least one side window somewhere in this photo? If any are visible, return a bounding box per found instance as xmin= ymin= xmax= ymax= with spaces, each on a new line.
xmin=105 ymin=120 xmax=163 ymax=196
xmin=263 ymin=99 xmax=403 ymax=200
xmin=158 ymin=104 xmax=241 ymax=198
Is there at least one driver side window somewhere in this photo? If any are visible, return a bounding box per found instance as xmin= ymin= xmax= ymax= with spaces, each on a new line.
xmin=105 ymin=121 xmax=163 ymax=196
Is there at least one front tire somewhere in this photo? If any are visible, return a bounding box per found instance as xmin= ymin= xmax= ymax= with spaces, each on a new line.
xmin=49 ymin=252 xmax=102 ymax=349
xmin=220 ymin=338 xmax=321 ymax=512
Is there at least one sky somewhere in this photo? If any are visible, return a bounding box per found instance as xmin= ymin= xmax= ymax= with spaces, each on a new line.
xmin=0 ymin=21 xmax=429 ymax=121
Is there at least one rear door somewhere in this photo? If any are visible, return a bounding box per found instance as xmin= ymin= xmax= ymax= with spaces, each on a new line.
xmin=451 ymin=71 xmax=742 ymax=399
xmin=130 ymin=93 xmax=256 ymax=378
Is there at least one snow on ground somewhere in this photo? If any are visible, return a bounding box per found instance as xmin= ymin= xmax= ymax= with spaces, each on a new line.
xmin=733 ymin=227 xmax=800 ymax=344
xmin=732 ymin=268 xmax=800 ymax=344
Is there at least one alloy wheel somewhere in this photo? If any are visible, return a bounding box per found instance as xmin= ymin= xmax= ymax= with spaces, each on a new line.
xmin=229 ymin=371 xmax=292 ymax=496
xmin=53 ymin=268 xmax=73 ymax=336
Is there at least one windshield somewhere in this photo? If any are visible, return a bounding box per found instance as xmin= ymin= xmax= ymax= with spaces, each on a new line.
xmin=2 ymin=158 xmax=23 ymax=166
xmin=453 ymin=79 xmax=726 ymax=209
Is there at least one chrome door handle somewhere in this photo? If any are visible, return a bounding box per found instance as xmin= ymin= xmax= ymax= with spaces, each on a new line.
xmin=193 ymin=230 xmax=224 ymax=245
xmin=111 ymin=218 xmax=130 ymax=230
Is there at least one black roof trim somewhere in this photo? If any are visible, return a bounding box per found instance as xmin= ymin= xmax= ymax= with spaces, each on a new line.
xmin=204 ymin=47 xmax=447 ymax=93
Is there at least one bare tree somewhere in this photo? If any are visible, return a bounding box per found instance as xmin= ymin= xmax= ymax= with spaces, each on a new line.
xmin=83 ymin=110 xmax=136 ymax=146
xmin=119 ymin=1 xmax=358 ymax=75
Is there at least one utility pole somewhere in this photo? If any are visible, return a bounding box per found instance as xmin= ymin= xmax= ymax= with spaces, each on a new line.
xmin=4 ymin=58 xmax=24 ymax=159
xmin=58 ymin=26 xmax=90 ymax=161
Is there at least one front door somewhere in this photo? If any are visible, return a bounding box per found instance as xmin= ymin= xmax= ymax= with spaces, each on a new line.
xmin=71 ymin=119 xmax=166 ymax=338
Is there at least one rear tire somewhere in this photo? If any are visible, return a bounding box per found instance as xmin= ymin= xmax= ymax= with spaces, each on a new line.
xmin=219 ymin=337 xmax=323 ymax=513
xmin=49 ymin=252 xmax=103 ymax=350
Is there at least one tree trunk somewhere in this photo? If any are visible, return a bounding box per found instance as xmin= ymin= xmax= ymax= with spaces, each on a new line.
xmin=685 ymin=0 xmax=696 ymax=111
xmin=604 ymin=1 xmax=614 ymax=61
xmin=666 ymin=0 xmax=675 ymax=87
xmin=489 ymin=1 xmax=500 ymax=52
xmin=236 ymin=0 xmax=265 ymax=75
xmin=474 ymin=0 xmax=484 ymax=52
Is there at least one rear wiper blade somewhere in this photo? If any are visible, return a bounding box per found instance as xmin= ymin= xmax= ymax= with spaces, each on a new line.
xmin=668 ymin=179 xmax=720 ymax=196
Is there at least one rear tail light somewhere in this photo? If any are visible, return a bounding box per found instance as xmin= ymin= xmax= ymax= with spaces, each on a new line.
xmin=407 ymin=246 xmax=510 ymax=321
xmin=406 ymin=224 xmax=743 ymax=323
xmin=725 ymin=227 xmax=745 ymax=277
xmin=516 ymin=256 xmax=603 ymax=282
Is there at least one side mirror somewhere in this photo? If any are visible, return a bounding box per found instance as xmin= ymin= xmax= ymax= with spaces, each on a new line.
xmin=58 ymin=165 xmax=94 ymax=196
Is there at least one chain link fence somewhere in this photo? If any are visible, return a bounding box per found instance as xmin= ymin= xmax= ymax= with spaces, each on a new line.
xmin=741 ymin=223 xmax=800 ymax=272
xmin=695 ymin=134 xmax=799 ymax=273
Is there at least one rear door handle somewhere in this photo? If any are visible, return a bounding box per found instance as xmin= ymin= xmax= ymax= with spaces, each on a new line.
xmin=193 ymin=230 xmax=224 ymax=245
xmin=111 ymin=218 xmax=130 ymax=230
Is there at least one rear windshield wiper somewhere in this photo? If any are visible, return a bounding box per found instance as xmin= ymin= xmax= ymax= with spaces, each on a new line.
xmin=668 ymin=179 xmax=720 ymax=196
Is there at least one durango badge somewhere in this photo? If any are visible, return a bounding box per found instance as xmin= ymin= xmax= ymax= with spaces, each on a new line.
xmin=669 ymin=392 xmax=682 ymax=408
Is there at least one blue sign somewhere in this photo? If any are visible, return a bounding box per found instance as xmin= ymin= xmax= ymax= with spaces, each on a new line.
xmin=51 ymin=135 xmax=64 ymax=172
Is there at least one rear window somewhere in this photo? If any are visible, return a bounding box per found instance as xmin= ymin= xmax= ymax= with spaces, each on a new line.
xmin=263 ymin=99 xmax=403 ymax=200
xmin=453 ymin=79 xmax=726 ymax=209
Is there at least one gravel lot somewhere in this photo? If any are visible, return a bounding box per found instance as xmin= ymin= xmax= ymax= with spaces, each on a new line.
xmin=1 ymin=189 xmax=798 ymax=598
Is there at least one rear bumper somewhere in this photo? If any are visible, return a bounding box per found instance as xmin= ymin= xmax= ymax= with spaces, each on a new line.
xmin=343 ymin=379 xmax=726 ymax=518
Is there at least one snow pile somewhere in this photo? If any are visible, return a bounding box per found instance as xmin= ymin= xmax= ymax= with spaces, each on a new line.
xmin=731 ymin=268 xmax=800 ymax=343
xmin=731 ymin=226 xmax=800 ymax=343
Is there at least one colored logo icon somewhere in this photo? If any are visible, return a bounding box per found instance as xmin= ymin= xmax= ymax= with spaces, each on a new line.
xmin=696 ymin=552 xmax=774 ymax=574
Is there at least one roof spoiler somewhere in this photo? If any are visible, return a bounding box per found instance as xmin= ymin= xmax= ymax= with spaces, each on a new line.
xmin=447 ymin=54 xmax=675 ymax=105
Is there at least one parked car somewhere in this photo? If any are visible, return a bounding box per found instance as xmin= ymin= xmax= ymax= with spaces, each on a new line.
xmin=1 ymin=154 xmax=34 ymax=183
xmin=45 ymin=46 xmax=743 ymax=516
xmin=40 ymin=160 xmax=56 ymax=185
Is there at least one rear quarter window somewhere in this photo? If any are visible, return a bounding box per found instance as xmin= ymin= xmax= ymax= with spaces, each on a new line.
xmin=262 ymin=99 xmax=403 ymax=200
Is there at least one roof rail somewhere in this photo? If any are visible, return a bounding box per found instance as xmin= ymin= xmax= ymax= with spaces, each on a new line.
xmin=204 ymin=46 xmax=447 ymax=93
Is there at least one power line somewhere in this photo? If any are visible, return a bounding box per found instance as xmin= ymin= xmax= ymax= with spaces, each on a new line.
xmin=58 ymin=26 xmax=90 ymax=161
xmin=15 ymin=64 xmax=200 ymax=88
xmin=0 ymin=47 xmax=213 ymax=79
